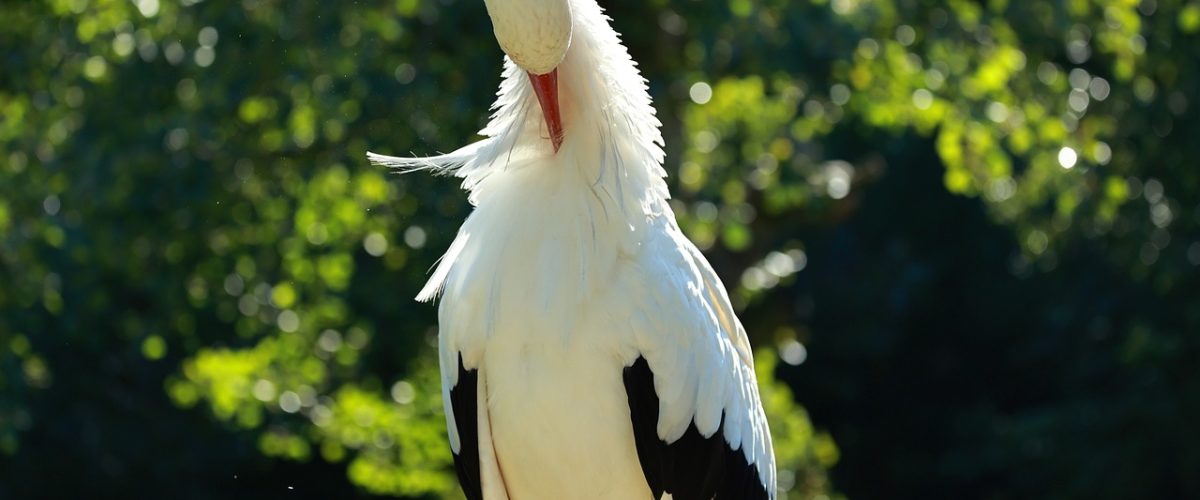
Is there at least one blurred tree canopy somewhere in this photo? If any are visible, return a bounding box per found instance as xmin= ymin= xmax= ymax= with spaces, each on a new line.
xmin=1 ymin=0 xmax=1197 ymax=499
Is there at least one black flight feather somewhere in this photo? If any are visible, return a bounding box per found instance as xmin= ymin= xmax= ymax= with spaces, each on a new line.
xmin=449 ymin=355 xmax=483 ymax=500
xmin=623 ymin=356 xmax=770 ymax=500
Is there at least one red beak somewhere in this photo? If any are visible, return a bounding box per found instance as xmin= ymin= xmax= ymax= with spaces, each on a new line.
xmin=528 ymin=70 xmax=564 ymax=153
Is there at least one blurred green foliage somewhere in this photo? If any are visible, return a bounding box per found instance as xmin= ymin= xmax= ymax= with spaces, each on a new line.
xmin=1 ymin=0 xmax=1198 ymax=498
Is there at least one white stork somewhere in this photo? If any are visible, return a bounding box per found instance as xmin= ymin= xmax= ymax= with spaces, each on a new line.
xmin=368 ymin=0 xmax=776 ymax=498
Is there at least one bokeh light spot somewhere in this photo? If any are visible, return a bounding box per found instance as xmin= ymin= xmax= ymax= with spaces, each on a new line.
xmin=363 ymin=232 xmax=388 ymax=256
xmin=1058 ymin=147 xmax=1078 ymax=169
xmin=689 ymin=82 xmax=712 ymax=105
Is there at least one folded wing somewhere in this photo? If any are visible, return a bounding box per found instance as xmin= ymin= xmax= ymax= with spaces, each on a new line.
xmin=620 ymin=217 xmax=776 ymax=499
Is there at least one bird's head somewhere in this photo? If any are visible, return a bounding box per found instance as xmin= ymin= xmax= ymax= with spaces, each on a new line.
xmin=483 ymin=0 xmax=571 ymax=152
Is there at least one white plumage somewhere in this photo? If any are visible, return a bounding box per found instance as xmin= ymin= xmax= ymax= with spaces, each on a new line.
xmin=369 ymin=0 xmax=776 ymax=498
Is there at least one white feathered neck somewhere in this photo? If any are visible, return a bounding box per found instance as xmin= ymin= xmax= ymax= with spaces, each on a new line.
xmin=369 ymin=0 xmax=670 ymax=316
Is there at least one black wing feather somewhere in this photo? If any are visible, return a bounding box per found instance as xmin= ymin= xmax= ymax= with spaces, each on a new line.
xmin=623 ymin=356 xmax=770 ymax=500
xmin=449 ymin=355 xmax=483 ymax=500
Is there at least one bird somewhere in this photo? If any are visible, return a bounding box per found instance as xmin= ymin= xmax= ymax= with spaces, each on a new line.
xmin=368 ymin=0 xmax=776 ymax=498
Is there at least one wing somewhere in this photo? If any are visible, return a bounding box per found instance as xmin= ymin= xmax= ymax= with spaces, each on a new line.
xmin=445 ymin=356 xmax=482 ymax=500
xmin=442 ymin=352 xmax=509 ymax=500
xmin=621 ymin=217 xmax=777 ymax=500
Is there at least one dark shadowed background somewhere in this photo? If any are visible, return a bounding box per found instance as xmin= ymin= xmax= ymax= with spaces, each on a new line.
xmin=2 ymin=0 xmax=1199 ymax=498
